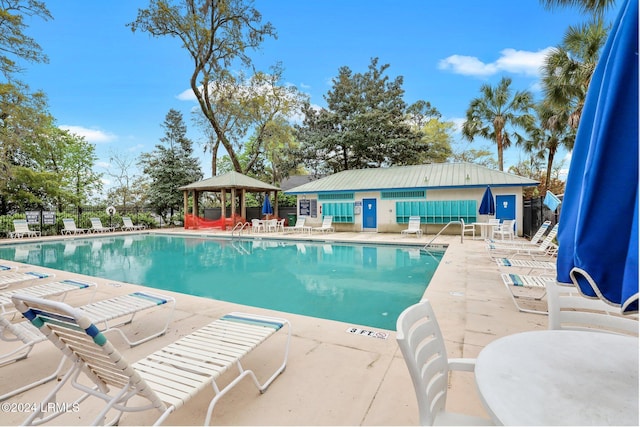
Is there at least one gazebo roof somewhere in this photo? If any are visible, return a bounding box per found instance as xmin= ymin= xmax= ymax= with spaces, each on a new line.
xmin=179 ymin=171 xmax=281 ymax=192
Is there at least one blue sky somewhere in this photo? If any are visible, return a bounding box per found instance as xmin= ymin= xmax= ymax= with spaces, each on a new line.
xmin=20 ymin=1 xmax=619 ymax=188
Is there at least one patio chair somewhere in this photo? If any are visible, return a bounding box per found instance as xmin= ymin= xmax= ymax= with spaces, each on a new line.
xmin=251 ymin=218 xmax=265 ymax=233
xmin=286 ymin=216 xmax=311 ymax=234
xmin=0 ymin=270 xmax=52 ymax=291
xmin=266 ymin=218 xmax=278 ymax=232
xmin=9 ymin=219 xmax=41 ymax=239
xmin=61 ymin=218 xmax=89 ymax=235
xmin=121 ymin=216 xmax=146 ymax=231
xmin=11 ymin=293 xmax=291 ymax=426
xmin=276 ymin=218 xmax=285 ymax=232
xmin=501 ymin=273 xmax=556 ymax=315
xmin=546 ymin=280 xmax=638 ymax=336
xmin=396 ymin=300 xmax=493 ymax=426
xmin=460 ymin=218 xmax=475 ymax=239
xmin=487 ymin=220 xmax=551 ymax=245
xmin=90 ymin=217 xmax=117 ymax=233
xmin=492 ymin=219 xmax=516 ymax=240
xmin=486 ymin=224 xmax=559 ymax=259
xmin=401 ymin=216 xmax=423 ymax=237
xmin=0 ymin=278 xmax=96 ymax=317
xmin=0 ymin=291 xmax=176 ymax=400
xmin=312 ymin=216 xmax=334 ymax=233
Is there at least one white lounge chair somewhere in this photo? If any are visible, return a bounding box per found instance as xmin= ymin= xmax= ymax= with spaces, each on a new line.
xmin=0 ymin=291 xmax=176 ymax=400
xmin=501 ymin=272 xmax=556 ymax=315
xmin=401 ymin=216 xmax=423 ymax=237
xmin=0 ymin=264 xmax=17 ymax=273
xmin=286 ymin=216 xmax=311 ymax=234
xmin=312 ymin=216 xmax=334 ymax=233
xmin=546 ymin=281 xmax=638 ymax=336
xmin=487 ymin=224 xmax=559 ymax=259
xmin=486 ymin=220 xmax=553 ymax=246
xmin=396 ymin=300 xmax=493 ymax=426
xmin=495 ymin=258 xmax=556 ymax=275
xmin=0 ymin=278 xmax=96 ymax=317
xmin=11 ymin=293 xmax=291 ymax=426
xmin=9 ymin=219 xmax=40 ymax=239
xmin=0 ymin=270 xmax=52 ymax=290
xmin=61 ymin=218 xmax=89 ymax=235
xmin=121 ymin=216 xmax=146 ymax=231
xmin=90 ymin=217 xmax=116 ymax=233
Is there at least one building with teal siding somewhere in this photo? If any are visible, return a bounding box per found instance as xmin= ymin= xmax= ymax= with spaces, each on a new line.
xmin=284 ymin=163 xmax=539 ymax=236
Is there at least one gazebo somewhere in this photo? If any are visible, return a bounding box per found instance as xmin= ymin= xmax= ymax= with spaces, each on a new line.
xmin=179 ymin=171 xmax=281 ymax=229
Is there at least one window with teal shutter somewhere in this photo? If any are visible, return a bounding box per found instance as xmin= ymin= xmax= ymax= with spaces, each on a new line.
xmin=396 ymin=200 xmax=477 ymax=224
xmin=323 ymin=202 xmax=354 ymax=223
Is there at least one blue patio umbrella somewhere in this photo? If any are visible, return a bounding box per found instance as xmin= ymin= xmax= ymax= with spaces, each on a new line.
xmin=261 ymin=194 xmax=273 ymax=217
xmin=479 ymin=186 xmax=495 ymax=215
xmin=556 ymin=0 xmax=638 ymax=314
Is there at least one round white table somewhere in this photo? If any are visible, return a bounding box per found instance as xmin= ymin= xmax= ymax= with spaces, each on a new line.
xmin=472 ymin=222 xmax=496 ymax=240
xmin=475 ymin=330 xmax=639 ymax=426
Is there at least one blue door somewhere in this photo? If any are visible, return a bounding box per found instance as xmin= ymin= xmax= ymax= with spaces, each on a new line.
xmin=496 ymin=194 xmax=516 ymax=232
xmin=362 ymin=198 xmax=377 ymax=230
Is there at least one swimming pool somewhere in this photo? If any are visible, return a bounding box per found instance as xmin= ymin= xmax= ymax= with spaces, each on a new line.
xmin=0 ymin=234 xmax=444 ymax=330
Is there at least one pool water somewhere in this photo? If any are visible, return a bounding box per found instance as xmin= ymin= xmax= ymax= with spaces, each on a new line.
xmin=0 ymin=234 xmax=444 ymax=330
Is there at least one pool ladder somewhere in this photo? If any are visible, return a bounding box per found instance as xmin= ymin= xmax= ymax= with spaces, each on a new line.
xmin=231 ymin=221 xmax=251 ymax=237
xmin=421 ymin=220 xmax=464 ymax=251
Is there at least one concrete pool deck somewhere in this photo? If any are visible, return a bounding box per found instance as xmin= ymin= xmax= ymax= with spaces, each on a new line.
xmin=0 ymin=229 xmax=550 ymax=425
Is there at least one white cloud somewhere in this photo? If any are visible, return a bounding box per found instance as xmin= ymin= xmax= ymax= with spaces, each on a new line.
xmin=96 ymin=161 xmax=111 ymax=169
xmin=495 ymin=48 xmax=553 ymax=77
xmin=438 ymin=55 xmax=497 ymax=77
xmin=59 ymin=125 xmax=116 ymax=143
xmin=438 ymin=47 xmax=553 ymax=78
xmin=176 ymin=87 xmax=197 ymax=101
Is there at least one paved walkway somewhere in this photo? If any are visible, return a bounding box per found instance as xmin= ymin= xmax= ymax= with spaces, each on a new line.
xmin=0 ymin=229 xmax=549 ymax=425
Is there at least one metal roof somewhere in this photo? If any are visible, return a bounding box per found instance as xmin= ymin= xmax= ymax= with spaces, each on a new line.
xmin=285 ymin=163 xmax=539 ymax=194
xmin=179 ymin=171 xmax=281 ymax=192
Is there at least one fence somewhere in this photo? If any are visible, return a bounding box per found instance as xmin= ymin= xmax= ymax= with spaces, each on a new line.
xmin=523 ymin=197 xmax=559 ymax=238
xmin=0 ymin=206 xmax=154 ymax=238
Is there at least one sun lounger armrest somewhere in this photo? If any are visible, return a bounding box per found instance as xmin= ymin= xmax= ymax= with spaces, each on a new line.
xmin=448 ymin=357 xmax=476 ymax=372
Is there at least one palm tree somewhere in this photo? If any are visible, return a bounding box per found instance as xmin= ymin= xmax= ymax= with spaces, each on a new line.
xmin=541 ymin=18 xmax=609 ymax=129
xmin=523 ymin=102 xmax=576 ymax=194
xmin=462 ymin=77 xmax=535 ymax=171
xmin=540 ymin=0 xmax=617 ymax=14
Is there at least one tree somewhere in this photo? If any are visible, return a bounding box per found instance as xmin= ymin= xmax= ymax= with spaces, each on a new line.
xmin=540 ymin=0 xmax=616 ymax=14
xmin=414 ymin=119 xmax=453 ymax=164
xmin=2 ymin=122 xmax=102 ymax=212
xmin=462 ymin=76 xmax=535 ymax=171
xmin=193 ymin=64 xmax=307 ymax=177
xmin=450 ymin=140 xmax=498 ymax=169
xmin=294 ymin=58 xmax=425 ymax=173
xmin=0 ymin=0 xmax=51 ymax=80
xmin=523 ymin=102 xmax=575 ymax=194
xmin=138 ymin=109 xmax=203 ymax=222
xmin=541 ymin=18 xmax=609 ymax=129
xmin=509 ymin=157 xmax=566 ymax=198
xmin=128 ymin=0 xmax=276 ymax=173
xmin=0 ymin=1 xmax=54 ymax=212
xmin=105 ymin=152 xmax=139 ymax=209
xmin=47 ymin=128 xmax=103 ymax=208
